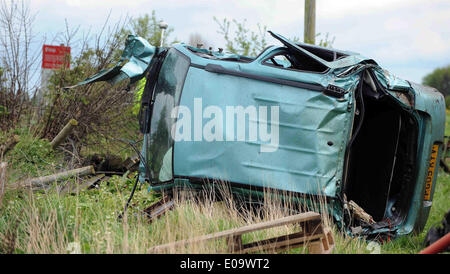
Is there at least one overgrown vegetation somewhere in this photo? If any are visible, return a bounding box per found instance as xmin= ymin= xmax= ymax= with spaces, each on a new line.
xmin=0 ymin=0 xmax=39 ymax=132
xmin=423 ymin=64 xmax=450 ymax=97
xmin=1 ymin=119 xmax=449 ymax=254
xmin=423 ymin=64 xmax=450 ymax=110
xmin=1 ymin=152 xmax=448 ymax=254
xmin=0 ymin=0 xmax=448 ymax=255
xmin=213 ymin=17 xmax=335 ymax=57
xmin=8 ymin=129 xmax=58 ymax=179
xmin=0 ymin=0 xmax=177 ymax=161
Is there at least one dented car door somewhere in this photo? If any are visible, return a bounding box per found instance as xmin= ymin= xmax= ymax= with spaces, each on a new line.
xmin=71 ymin=32 xmax=446 ymax=239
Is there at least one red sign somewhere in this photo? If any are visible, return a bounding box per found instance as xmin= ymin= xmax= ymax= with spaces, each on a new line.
xmin=42 ymin=45 xmax=71 ymax=69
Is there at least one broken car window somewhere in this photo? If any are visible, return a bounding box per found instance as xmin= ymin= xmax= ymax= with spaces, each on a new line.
xmin=262 ymin=49 xmax=328 ymax=73
xmin=263 ymin=52 xmax=293 ymax=69
xmin=147 ymin=49 xmax=190 ymax=183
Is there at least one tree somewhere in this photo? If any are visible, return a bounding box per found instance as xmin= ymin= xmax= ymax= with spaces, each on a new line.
xmin=0 ymin=0 xmax=40 ymax=131
xmin=44 ymin=11 xmax=176 ymax=141
xmin=423 ymin=65 xmax=450 ymax=96
xmin=125 ymin=12 xmax=178 ymax=115
xmin=214 ymin=17 xmax=267 ymax=57
xmin=124 ymin=11 xmax=175 ymax=47
xmin=40 ymin=16 xmax=135 ymax=156
xmin=214 ymin=17 xmax=335 ymax=57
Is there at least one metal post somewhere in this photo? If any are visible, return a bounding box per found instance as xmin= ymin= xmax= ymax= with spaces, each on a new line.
xmin=160 ymin=29 xmax=165 ymax=47
xmin=304 ymin=0 xmax=316 ymax=45
xmin=159 ymin=20 xmax=168 ymax=47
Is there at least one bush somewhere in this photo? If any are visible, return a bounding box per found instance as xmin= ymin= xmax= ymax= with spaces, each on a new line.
xmin=423 ymin=65 xmax=450 ymax=97
xmin=8 ymin=131 xmax=59 ymax=178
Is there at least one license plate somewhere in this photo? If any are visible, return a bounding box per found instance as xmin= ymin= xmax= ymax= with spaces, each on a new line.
xmin=424 ymin=144 xmax=439 ymax=201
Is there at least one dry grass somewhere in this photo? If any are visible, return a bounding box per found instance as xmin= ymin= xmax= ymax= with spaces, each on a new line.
xmin=4 ymin=171 xmax=446 ymax=254
xmin=0 ymin=179 xmax=338 ymax=254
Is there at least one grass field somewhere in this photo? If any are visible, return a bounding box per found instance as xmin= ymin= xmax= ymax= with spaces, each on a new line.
xmin=1 ymin=167 xmax=448 ymax=254
xmin=0 ymin=116 xmax=449 ymax=254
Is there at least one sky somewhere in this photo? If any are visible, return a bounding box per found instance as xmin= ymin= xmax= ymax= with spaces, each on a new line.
xmin=28 ymin=0 xmax=450 ymax=83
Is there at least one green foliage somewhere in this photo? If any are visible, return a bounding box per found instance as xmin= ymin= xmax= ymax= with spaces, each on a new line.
xmin=8 ymin=131 xmax=59 ymax=178
xmin=445 ymin=96 xmax=450 ymax=110
xmin=214 ymin=17 xmax=268 ymax=57
xmin=0 ymin=173 xmax=160 ymax=253
xmin=1 ymin=165 xmax=448 ymax=253
xmin=133 ymin=78 xmax=146 ymax=116
xmin=0 ymin=66 xmax=4 ymax=86
xmin=116 ymin=11 xmax=177 ymax=123
xmin=0 ymin=105 xmax=8 ymax=116
xmin=316 ymin=32 xmax=335 ymax=48
xmin=40 ymin=11 xmax=174 ymax=148
xmin=423 ymin=65 xmax=450 ymax=96
xmin=380 ymin=171 xmax=450 ymax=253
xmin=123 ymin=11 xmax=176 ymax=47
xmin=214 ymin=17 xmax=335 ymax=57
xmin=41 ymin=35 xmax=136 ymax=151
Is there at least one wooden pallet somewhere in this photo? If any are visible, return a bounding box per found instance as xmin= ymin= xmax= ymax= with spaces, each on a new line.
xmin=144 ymin=195 xmax=175 ymax=222
xmin=60 ymin=174 xmax=106 ymax=194
xmin=149 ymin=211 xmax=334 ymax=254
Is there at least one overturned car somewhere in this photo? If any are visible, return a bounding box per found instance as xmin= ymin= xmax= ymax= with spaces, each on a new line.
xmin=75 ymin=31 xmax=446 ymax=238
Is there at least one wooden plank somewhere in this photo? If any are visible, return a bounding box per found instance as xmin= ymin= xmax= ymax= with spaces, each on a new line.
xmin=150 ymin=212 xmax=320 ymax=252
xmin=271 ymin=239 xmax=323 ymax=254
xmin=213 ymin=211 xmax=320 ymax=237
xmin=239 ymin=232 xmax=323 ymax=254
xmin=308 ymin=228 xmax=334 ymax=254
xmin=241 ymin=225 xmax=334 ymax=254
xmin=62 ymin=174 xmax=105 ymax=194
xmin=308 ymin=240 xmax=324 ymax=254
xmin=305 ymin=219 xmax=323 ymax=235
xmin=322 ymin=228 xmax=335 ymax=254
xmin=348 ymin=200 xmax=375 ymax=224
xmin=50 ymin=119 xmax=78 ymax=149
xmin=144 ymin=196 xmax=176 ymax=222
xmin=17 ymin=166 xmax=95 ymax=189
xmin=326 ymin=229 xmax=334 ymax=246
xmin=321 ymin=234 xmax=329 ymax=250
xmin=122 ymin=155 xmax=140 ymax=171
xmin=227 ymin=236 xmax=243 ymax=253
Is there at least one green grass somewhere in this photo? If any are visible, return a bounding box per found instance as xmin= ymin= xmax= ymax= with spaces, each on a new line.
xmin=378 ymin=110 xmax=449 ymax=253
xmin=0 ymin=174 xmax=161 ymax=253
xmin=379 ymin=171 xmax=449 ymax=254
xmin=0 ymin=169 xmax=447 ymax=254
xmin=1 ymin=115 xmax=449 ymax=254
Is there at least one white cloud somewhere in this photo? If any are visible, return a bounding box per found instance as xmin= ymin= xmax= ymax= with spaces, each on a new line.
xmin=65 ymin=0 xmax=148 ymax=8
xmin=318 ymin=0 xmax=450 ymax=19
xmin=28 ymin=0 xmax=450 ymax=83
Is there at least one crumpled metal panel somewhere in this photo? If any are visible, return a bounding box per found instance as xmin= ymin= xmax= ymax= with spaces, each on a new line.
xmin=373 ymin=68 xmax=411 ymax=91
xmin=66 ymin=35 xmax=155 ymax=88
xmin=269 ymin=31 xmax=376 ymax=70
xmin=173 ymin=65 xmax=356 ymax=197
xmin=70 ymin=32 xmax=447 ymax=238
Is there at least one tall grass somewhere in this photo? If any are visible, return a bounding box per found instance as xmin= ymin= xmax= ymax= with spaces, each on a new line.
xmin=0 ymin=144 xmax=448 ymax=254
xmin=0 ymin=178 xmax=342 ymax=254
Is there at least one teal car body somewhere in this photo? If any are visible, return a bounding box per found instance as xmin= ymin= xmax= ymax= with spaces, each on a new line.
xmin=76 ymin=32 xmax=446 ymax=238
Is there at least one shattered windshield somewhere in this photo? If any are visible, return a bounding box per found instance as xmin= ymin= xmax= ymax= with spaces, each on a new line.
xmin=147 ymin=49 xmax=190 ymax=183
